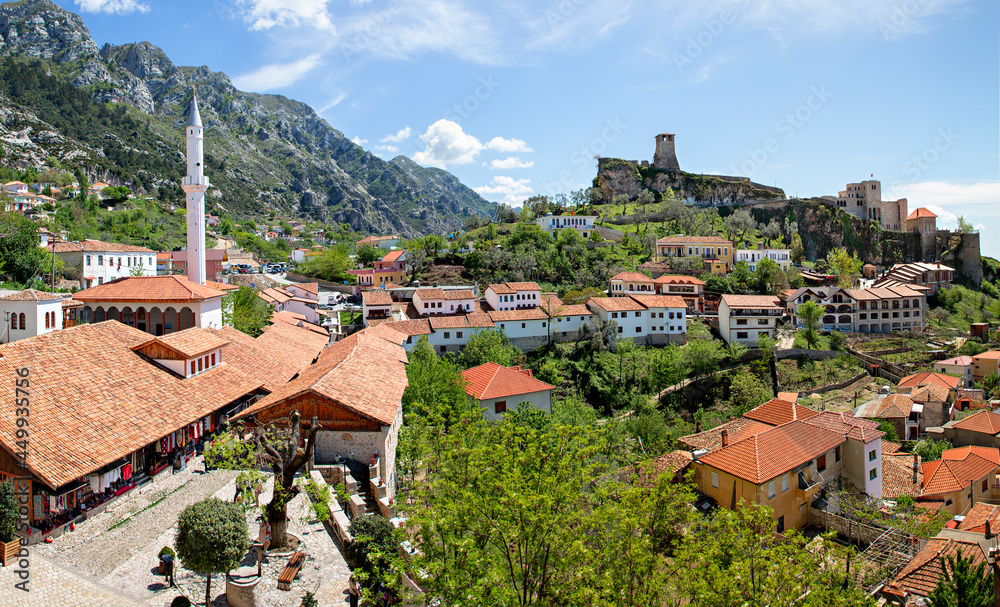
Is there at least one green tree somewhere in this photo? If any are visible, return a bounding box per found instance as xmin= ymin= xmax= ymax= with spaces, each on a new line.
xmin=681 ymin=337 xmax=725 ymax=378
xmin=297 ymin=245 xmax=351 ymax=282
xmin=726 ymin=368 xmax=773 ymax=416
xmin=754 ymin=258 xmax=788 ymax=294
xmin=0 ymin=212 xmax=46 ymax=283
xmin=222 ymin=286 xmax=274 ymax=337
xmin=402 ymin=336 xmax=475 ymax=426
xmin=0 ymin=480 xmax=18 ymax=543
xmin=827 ymin=247 xmax=863 ymax=288
xmin=347 ymin=515 xmax=403 ymax=602
xmin=174 ymin=497 xmax=248 ymax=607
xmin=878 ymin=420 xmax=900 ymax=442
xmin=723 ymin=208 xmax=755 ymax=244
xmin=729 ymin=261 xmax=752 ymax=292
xmin=914 ymin=438 xmax=952 ymax=462
xmin=797 ymin=299 xmax=824 ymax=349
xmin=978 ymin=371 xmax=1000 ymax=399
xmin=927 ymin=551 xmax=993 ymax=607
xmin=456 ymin=329 xmax=522 ymax=369
xmin=100 ymin=185 xmax=131 ymax=203
xmin=790 ymin=233 xmax=805 ymax=263
xmin=356 ymin=244 xmax=381 ymax=265
xmin=955 ymin=216 xmax=975 ymax=234
xmin=562 ymin=286 xmax=604 ymax=305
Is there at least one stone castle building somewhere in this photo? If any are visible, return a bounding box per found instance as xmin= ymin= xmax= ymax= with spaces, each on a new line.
xmin=653 ymin=133 xmax=680 ymax=170
xmin=823 ymin=179 xmax=908 ymax=231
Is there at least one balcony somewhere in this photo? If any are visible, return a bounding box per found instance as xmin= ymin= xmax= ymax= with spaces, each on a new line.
xmin=795 ymin=471 xmax=825 ymax=500
xmin=729 ymin=309 xmax=783 ymax=317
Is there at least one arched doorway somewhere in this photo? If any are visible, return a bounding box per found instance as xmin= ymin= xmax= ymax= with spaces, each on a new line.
xmin=121 ymin=307 xmax=135 ymax=327
xmin=163 ymin=307 xmax=178 ymax=334
xmin=136 ymin=307 xmax=147 ymax=333
xmin=179 ymin=307 xmax=196 ymax=331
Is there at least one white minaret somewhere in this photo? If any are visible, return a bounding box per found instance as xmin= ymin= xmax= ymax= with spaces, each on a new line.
xmin=181 ymin=92 xmax=209 ymax=285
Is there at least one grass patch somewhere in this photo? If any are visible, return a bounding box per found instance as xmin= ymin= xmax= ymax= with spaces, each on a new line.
xmin=778 ymin=355 xmax=863 ymax=392
xmin=792 ymin=331 xmax=832 ymax=350
xmin=339 ymin=310 xmax=360 ymax=325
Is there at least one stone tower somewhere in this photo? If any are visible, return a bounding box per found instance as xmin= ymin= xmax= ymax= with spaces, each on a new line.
xmin=181 ymin=92 xmax=209 ymax=285
xmin=653 ymin=133 xmax=680 ymax=170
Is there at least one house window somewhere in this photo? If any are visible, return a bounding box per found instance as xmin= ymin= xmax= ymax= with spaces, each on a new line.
xmin=617 ymin=326 xmax=623 ymax=333
xmin=868 ymin=449 xmax=877 ymax=462
xmin=611 ymin=312 xmax=618 ymax=319
xmin=457 ymin=331 xmax=463 ymax=339
xmin=736 ymin=319 xmax=747 ymax=325
xmin=44 ymin=313 xmax=49 ymax=329
xmin=439 ymin=346 xmax=446 ymax=353
xmin=946 ymin=499 xmax=953 ymax=506
xmin=495 ymin=400 xmax=507 ymax=414
xmin=817 ymin=454 xmax=827 ymax=472
xmin=98 ymin=255 xmax=103 ymax=265
xmin=782 ymin=474 xmax=789 ymax=492
xmin=736 ymin=331 xmax=748 ymax=339
xmin=776 ymin=515 xmax=784 ymax=533
xmin=835 ymin=446 xmax=841 ymax=462
xmin=635 ymin=326 xmax=641 ymax=333
xmin=521 ymin=323 xmax=526 ymax=329
xmin=86 ymin=255 xmax=91 ymax=266
xmin=190 ymin=361 xmax=196 ymax=375
xmin=444 ymin=332 xmax=450 ymax=339
xmin=18 ymin=313 xmax=25 ymax=330
xmin=211 ymin=352 xmax=216 ymax=366
xmin=983 ymin=479 xmax=989 ymax=493
xmin=869 ymin=468 xmax=878 ymax=481
xmin=8 ymin=315 xmax=14 ymax=331
xmin=635 ymin=312 xmax=641 ymax=317
xmin=198 ymin=358 xmax=204 ymax=372
xmin=711 ymin=471 xmax=719 ymax=488
xmin=768 ymin=481 xmax=776 ymax=499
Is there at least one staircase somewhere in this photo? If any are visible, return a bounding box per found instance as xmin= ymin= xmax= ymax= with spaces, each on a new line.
xmin=347 ymin=459 xmax=378 ymax=516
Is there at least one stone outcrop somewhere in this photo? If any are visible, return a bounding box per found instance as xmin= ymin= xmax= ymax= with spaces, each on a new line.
xmin=596 ymin=158 xmax=784 ymax=205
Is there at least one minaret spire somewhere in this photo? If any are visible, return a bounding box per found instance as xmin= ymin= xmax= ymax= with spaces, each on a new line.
xmin=181 ymin=89 xmax=209 ymax=285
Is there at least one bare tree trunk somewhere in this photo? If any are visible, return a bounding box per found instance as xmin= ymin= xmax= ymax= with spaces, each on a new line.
xmin=206 ymin=572 xmax=212 ymax=607
xmin=262 ymin=411 xmax=322 ymax=549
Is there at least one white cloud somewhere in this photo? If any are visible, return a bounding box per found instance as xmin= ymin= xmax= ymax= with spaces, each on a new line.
xmin=923 ymin=204 xmax=958 ymax=225
xmin=236 ymin=0 xmax=334 ymax=31
xmin=887 ymin=181 xmax=1000 ymax=208
xmin=374 ymin=144 xmax=399 ymax=153
xmin=381 ymin=127 xmax=412 ymax=143
xmin=351 ymin=136 xmax=368 ymax=146
xmin=485 ymin=136 xmax=533 ymax=153
xmin=232 ymin=54 xmax=323 ymax=92
xmin=412 ymin=120 xmax=483 ymax=168
xmin=74 ymin=0 xmax=149 ymax=13
xmin=490 ymin=156 xmax=534 ymax=170
xmin=475 ymin=176 xmax=533 ymax=205
xmin=318 ymin=93 xmax=347 ymax=113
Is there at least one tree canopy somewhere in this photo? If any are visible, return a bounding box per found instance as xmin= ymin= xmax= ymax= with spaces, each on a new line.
xmin=175 ymin=497 xmax=248 ymax=607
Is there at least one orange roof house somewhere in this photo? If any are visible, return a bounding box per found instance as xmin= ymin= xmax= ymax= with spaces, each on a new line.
xmin=743 ymin=397 xmax=819 ymax=426
xmin=920 ymin=446 xmax=1000 ymax=514
xmin=905 ymin=208 xmax=938 ymax=221
xmin=461 ymin=361 xmax=555 ymax=420
xmin=882 ymin=536 xmax=985 ymax=602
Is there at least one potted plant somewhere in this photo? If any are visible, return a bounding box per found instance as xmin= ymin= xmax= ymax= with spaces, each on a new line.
xmin=0 ymin=481 xmax=21 ymax=566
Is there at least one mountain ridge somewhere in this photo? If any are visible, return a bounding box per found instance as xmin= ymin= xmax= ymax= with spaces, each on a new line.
xmin=0 ymin=0 xmax=492 ymax=236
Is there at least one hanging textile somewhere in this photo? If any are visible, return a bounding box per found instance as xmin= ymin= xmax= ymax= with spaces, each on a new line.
xmin=122 ymin=463 xmax=132 ymax=481
xmin=89 ymin=476 xmax=100 ymax=491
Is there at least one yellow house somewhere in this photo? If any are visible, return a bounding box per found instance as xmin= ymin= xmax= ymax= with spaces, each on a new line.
xmin=971 ymin=351 xmax=1000 ymax=384
xmin=691 ymin=405 xmax=885 ymax=532
xmin=654 ymin=236 xmax=734 ymax=270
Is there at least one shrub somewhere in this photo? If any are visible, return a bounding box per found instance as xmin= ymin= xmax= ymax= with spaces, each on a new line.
xmin=0 ymin=481 xmax=18 ymax=543
xmin=170 ymin=597 xmax=192 ymax=607
xmin=158 ymin=545 xmax=175 ymax=559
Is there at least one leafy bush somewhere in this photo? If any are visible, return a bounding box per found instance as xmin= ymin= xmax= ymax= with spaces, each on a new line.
xmin=0 ymin=480 xmax=19 ymax=543
xmin=158 ymin=545 xmax=175 ymax=559
xmin=170 ymin=597 xmax=192 ymax=607
xmin=300 ymin=477 xmax=331 ymax=522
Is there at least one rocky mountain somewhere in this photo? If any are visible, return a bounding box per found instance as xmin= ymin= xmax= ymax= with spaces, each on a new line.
xmin=596 ymin=158 xmax=785 ymax=205
xmin=0 ymin=0 xmax=492 ymax=237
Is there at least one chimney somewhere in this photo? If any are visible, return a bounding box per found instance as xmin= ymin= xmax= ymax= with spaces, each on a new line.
xmin=987 ymin=520 xmax=993 ymax=540
xmin=696 ymin=420 xmax=702 ymax=433
xmin=721 ymin=429 xmax=729 ymax=447
xmin=912 ymin=453 xmax=919 ymax=485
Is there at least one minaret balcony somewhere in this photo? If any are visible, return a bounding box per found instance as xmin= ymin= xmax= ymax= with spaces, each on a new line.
xmin=181 ymin=176 xmax=210 ymax=189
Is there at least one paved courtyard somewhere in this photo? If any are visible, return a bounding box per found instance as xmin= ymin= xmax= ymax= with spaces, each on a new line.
xmin=5 ymin=455 xmax=353 ymax=606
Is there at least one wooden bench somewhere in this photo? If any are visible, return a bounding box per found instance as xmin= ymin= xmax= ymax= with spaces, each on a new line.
xmin=277 ymin=551 xmax=307 ymax=591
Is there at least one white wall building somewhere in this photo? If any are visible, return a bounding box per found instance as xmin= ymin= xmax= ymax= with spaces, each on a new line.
xmin=485 ymin=282 xmax=542 ymax=311
xmin=718 ymin=294 xmax=783 ymax=345
xmin=53 ymin=240 xmax=157 ymax=289
xmin=736 ymin=247 xmax=792 ymax=271
xmin=0 ymin=289 xmax=66 ymax=344
xmin=461 ymin=362 xmax=555 ymax=421
xmin=535 ymin=214 xmax=598 ymax=238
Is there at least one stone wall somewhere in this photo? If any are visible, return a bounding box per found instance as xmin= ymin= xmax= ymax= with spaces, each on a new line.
xmin=285 ymin=272 xmax=353 ymax=293
xmin=938 ymin=231 xmax=983 ymax=286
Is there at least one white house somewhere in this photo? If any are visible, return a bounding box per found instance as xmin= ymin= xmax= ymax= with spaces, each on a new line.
xmin=0 ymin=289 xmax=66 ymax=344
xmin=541 ymin=293 xmax=592 ymax=341
xmin=53 ymin=240 xmax=157 ymax=289
xmin=736 ymin=247 xmax=792 ymax=271
xmin=3 ymin=181 xmax=28 ymax=195
xmin=718 ymin=294 xmax=783 ymax=345
xmin=629 ymin=294 xmax=688 ymax=344
xmin=587 ymin=297 xmax=648 ymax=340
xmin=485 ymin=282 xmax=542 ymax=311
xmin=285 ymin=282 xmax=319 ymax=302
xmin=487 ymin=308 xmax=549 ymax=347
xmin=535 ymin=214 xmax=598 ymax=238
xmin=412 ymin=288 xmax=476 ymax=316
xmin=362 ymin=290 xmax=394 ymax=326
xmin=291 ymin=248 xmax=310 ymax=263
xmin=461 ymin=361 xmax=555 ymax=421
xmin=609 ymin=271 xmax=656 ymax=297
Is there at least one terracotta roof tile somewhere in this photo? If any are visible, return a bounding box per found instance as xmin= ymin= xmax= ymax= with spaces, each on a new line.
xmin=899 ymin=371 xmax=960 ymax=390
xmin=698 ymin=420 xmax=845 ymax=484
xmin=461 ymin=362 xmax=554 ymax=400
xmin=957 ymin=503 xmax=1000 ymax=533
xmin=881 ymin=452 xmax=922 ymax=499
xmin=678 ymin=418 xmax=756 ymax=451
xmin=921 ymin=447 xmax=999 ymax=496
xmin=952 ymin=410 xmax=1000 ymax=435
xmin=429 ymin=316 xmax=471 ymax=329
xmin=414 ymin=287 xmax=446 ymax=300
xmin=973 ymin=351 xmax=1000 ymax=361
xmin=0 ymin=322 xmax=265 ymax=489
xmin=382 ymin=319 xmax=432 ymax=336
xmin=207 ymin=326 xmax=306 ymax=392
xmin=52 ymin=239 xmax=155 ymax=254
xmin=443 ymin=289 xmax=475 ymax=300
xmin=911 ymin=384 xmax=951 ymax=403
xmin=627 ymin=294 xmax=687 ymax=309
xmin=0 ymin=289 xmax=63 ymax=301
xmin=654 ymin=275 xmax=706 ymax=286
xmin=610 ymin=271 xmax=654 ymax=283
xmin=235 ymin=330 xmax=408 ymax=425
xmin=656 ymin=236 xmax=732 ymax=244
xmin=74 ymin=276 xmax=226 ymax=303
xmin=362 ymin=290 xmax=393 ymax=306
xmin=587 ymin=297 xmax=645 ymax=312
xmin=743 ymin=398 xmax=819 ymax=426
xmin=884 ymin=538 xmax=984 ymax=599
xmin=876 ymin=394 xmax=915 ymax=418
xmin=506 ymin=282 xmax=541 ymax=291
xmin=487 ymin=308 xmax=548 ymax=322
xmin=721 ymin=294 xmax=782 ymax=309
xmin=135 ymin=327 xmax=231 ymax=359
xmin=381 ymin=250 xmax=405 ymax=263
xmin=905 ymin=207 xmax=938 ymax=220
xmin=803 ymin=410 xmax=885 ymax=443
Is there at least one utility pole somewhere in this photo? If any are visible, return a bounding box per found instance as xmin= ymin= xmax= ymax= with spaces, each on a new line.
xmin=50 ymin=235 xmax=56 ymax=293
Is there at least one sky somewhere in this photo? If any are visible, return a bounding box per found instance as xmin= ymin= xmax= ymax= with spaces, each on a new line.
xmin=56 ymin=0 xmax=1000 ymax=257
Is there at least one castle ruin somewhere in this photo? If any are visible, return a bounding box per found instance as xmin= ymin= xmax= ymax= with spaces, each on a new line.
xmin=653 ymin=133 xmax=680 ymax=170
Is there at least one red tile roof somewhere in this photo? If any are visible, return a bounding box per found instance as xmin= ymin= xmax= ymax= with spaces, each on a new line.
xmin=656 ymin=236 xmax=732 ymax=244
xmin=0 ymin=289 xmax=63 ymax=301
xmin=952 ymin=410 xmax=1000 ymax=435
xmin=362 ymin=290 xmax=393 ymax=306
xmin=654 ymin=275 xmax=706 ymax=286
xmin=957 ymin=503 xmax=1000 ymax=533
xmin=884 ymin=537 xmax=984 ymax=599
xmin=443 ymin=289 xmax=475 ymax=300
xmin=540 ymin=293 xmax=590 ymax=317
xmin=461 ymin=362 xmax=555 ymax=400
xmin=698 ymin=420 xmax=845 ymax=484
xmin=905 ymin=207 xmax=938 ymax=220
xmin=743 ymin=398 xmax=819 ymax=426
xmin=429 ymin=316 xmax=472 ymax=329
xmin=291 ymin=282 xmax=320 ymax=295
xmin=922 ymin=447 xmax=1000 ymax=496
xmin=721 ymin=294 xmax=782 ymax=309
xmin=74 ymin=276 xmax=226 ymax=303
xmin=627 ymin=294 xmax=687 ymax=309
xmin=899 ymin=371 xmax=960 ymax=390
xmin=610 ymin=271 xmax=654 ymax=283
xmin=881 ymin=452 xmax=922 ymax=499
xmin=0 ymin=321 xmax=265 ymax=489
xmin=52 ymin=239 xmax=155 ymax=254
xmin=678 ymin=417 xmax=758 ymax=451
xmin=973 ymin=351 xmax=1000 ymax=360
xmin=205 ymin=281 xmax=239 ymax=292
xmin=876 ymin=394 xmax=915 ymax=418
xmin=587 ymin=297 xmax=645 ymax=312
xmin=506 ymin=282 xmax=540 ymax=291
xmin=135 ymin=327 xmax=231 ymax=359
xmin=382 ymin=319 xmax=432 ymax=336
xmin=487 ymin=308 xmax=548 ymax=322
xmin=910 ymin=384 xmax=951 ymax=404
xmin=414 ymin=287 xmax=446 ymax=300
xmin=381 ymin=250 xmax=405 ymax=263
xmin=802 ymin=410 xmax=885 ymax=442
xmin=235 ymin=330 xmax=407 ymax=426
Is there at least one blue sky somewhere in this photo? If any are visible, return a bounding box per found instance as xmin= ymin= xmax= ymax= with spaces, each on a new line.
xmin=60 ymin=0 xmax=1000 ymax=257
